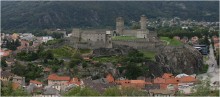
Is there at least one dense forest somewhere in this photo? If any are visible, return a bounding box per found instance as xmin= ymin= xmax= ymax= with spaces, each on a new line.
xmin=1 ymin=1 xmax=219 ymax=33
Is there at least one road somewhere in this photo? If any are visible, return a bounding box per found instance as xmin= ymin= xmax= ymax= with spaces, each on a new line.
xmin=206 ymin=42 xmax=218 ymax=73
xmin=197 ymin=39 xmax=219 ymax=89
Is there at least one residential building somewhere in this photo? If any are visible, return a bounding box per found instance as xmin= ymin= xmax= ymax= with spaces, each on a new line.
xmin=42 ymin=36 xmax=54 ymax=43
xmin=12 ymin=75 xmax=25 ymax=86
xmin=42 ymin=86 xmax=60 ymax=97
xmin=30 ymin=80 xmax=43 ymax=87
xmin=0 ymin=49 xmax=12 ymax=57
xmin=47 ymin=74 xmax=70 ymax=91
xmin=0 ymin=71 xmax=14 ymax=81
xmin=115 ymin=79 xmax=151 ymax=89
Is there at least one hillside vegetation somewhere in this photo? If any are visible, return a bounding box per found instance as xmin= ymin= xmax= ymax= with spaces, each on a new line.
xmin=1 ymin=1 xmax=219 ymax=33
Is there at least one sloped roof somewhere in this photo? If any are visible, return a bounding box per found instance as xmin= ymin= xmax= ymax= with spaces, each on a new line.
xmin=162 ymin=73 xmax=174 ymax=79
xmin=106 ymin=74 xmax=114 ymax=83
xmin=30 ymin=80 xmax=43 ymax=85
xmin=153 ymin=77 xmax=165 ymax=84
xmin=179 ymin=76 xmax=196 ymax=83
xmin=67 ymin=78 xmax=81 ymax=86
xmin=47 ymin=74 xmax=70 ymax=81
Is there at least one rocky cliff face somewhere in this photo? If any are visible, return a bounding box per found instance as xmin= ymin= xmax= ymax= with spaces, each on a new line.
xmin=92 ymin=45 xmax=137 ymax=57
xmin=155 ymin=45 xmax=204 ymax=75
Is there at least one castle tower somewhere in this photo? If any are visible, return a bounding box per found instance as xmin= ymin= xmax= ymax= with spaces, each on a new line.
xmin=140 ymin=15 xmax=147 ymax=30
xmin=116 ymin=17 xmax=124 ymax=35
xmin=105 ymin=31 xmax=112 ymax=48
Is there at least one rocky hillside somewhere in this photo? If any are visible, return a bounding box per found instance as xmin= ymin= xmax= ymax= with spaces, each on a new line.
xmin=1 ymin=1 xmax=219 ymax=32
xmin=92 ymin=45 xmax=137 ymax=57
xmin=155 ymin=45 xmax=204 ymax=75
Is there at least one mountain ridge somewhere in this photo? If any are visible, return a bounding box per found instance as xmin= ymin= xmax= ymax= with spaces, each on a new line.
xmin=1 ymin=1 xmax=219 ymax=32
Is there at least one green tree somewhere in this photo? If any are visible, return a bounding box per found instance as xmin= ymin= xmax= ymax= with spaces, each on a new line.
xmin=1 ymin=81 xmax=29 ymax=96
xmin=51 ymin=32 xmax=64 ymax=39
xmin=11 ymin=63 xmax=43 ymax=82
xmin=120 ymin=87 xmax=148 ymax=96
xmin=103 ymin=87 xmax=121 ymax=96
xmin=1 ymin=57 xmax=8 ymax=67
xmin=65 ymin=87 xmax=100 ymax=96
xmin=125 ymin=63 xmax=143 ymax=79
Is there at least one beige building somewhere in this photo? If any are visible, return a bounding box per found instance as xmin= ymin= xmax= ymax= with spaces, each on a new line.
xmin=47 ymin=74 xmax=70 ymax=91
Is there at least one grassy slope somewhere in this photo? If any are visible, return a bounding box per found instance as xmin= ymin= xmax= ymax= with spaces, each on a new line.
xmin=140 ymin=50 xmax=156 ymax=61
xmin=52 ymin=46 xmax=76 ymax=58
xmin=92 ymin=56 xmax=122 ymax=63
xmin=160 ymin=37 xmax=182 ymax=46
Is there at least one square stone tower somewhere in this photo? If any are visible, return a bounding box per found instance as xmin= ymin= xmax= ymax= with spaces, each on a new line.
xmin=140 ymin=15 xmax=147 ymax=30
xmin=116 ymin=17 xmax=124 ymax=35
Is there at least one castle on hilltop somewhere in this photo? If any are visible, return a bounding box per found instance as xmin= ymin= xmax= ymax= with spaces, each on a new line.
xmin=68 ymin=15 xmax=162 ymax=51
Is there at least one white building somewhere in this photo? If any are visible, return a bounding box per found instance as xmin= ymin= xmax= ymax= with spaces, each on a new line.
xmin=42 ymin=36 xmax=54 ymax=43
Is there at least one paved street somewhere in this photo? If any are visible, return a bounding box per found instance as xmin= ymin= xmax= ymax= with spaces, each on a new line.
xmin=197 ymin=39 xmax=219 ymax=89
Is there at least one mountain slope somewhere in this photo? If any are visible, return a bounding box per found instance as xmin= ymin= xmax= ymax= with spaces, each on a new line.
xmin=1 ymin=1 xmax=219 ymax=32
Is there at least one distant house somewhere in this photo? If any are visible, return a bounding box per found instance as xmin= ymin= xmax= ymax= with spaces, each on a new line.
xmin=42 ymin=36 xmax=54 ymax=43
xmin=178 ymin=76 xmax=197 ymax=88
xmin=106 ymin=74 xmax=114 ymax=83
xmin=42 ymin=86 xmax=60 ymax=97
xmin=20 ymin=33 xmax=36 ymax=41
xmin=153 ymin=73 xmax=179 ymax=91
xmin=47 ymin=74 xmax=70 ymax=91
xmin=30 ymin=80 xmax=43 ymax=87
xmin=0 ymin=49 xmax=12 ymax=57
xmin=12 ymin=75 xmax=25 ymax=87
xmin=0 ymin=71 xmax=14 ymax=81
xmin=47 ymin=74 xmax=71 ymax=85
xmin=11 ymin=33 xmax=19 ymax=41
xmin=67 ymin=78 xmax=81 ymax=86
xmin=26 ymin=83 xmax=43 ymax=96
xmin=82 ymin=77 xmax=116 ymax=93
xmin=153 ymin=73 xmax=197 ymax=91
xmin=115 ymin=79 xmax=151 ymax=89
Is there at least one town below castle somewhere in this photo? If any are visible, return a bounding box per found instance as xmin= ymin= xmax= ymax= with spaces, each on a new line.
xmin=1 ymin=14 xmax=219 ymax=96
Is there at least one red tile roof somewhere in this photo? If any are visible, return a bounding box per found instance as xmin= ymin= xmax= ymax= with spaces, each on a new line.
xmin=165 ymin=78 xmax=179 ymax=84
xmin=67 ymin=78 xmax=81 ymax=85
xmin=0 ymin=49 xmax=12 ymax=57
xmin=162 ymin=73 xmax=174 ymax=79
xmin=153 ymin=77 xmax=165 ymax=84
xmin=179 ymin=76 xmax=196 ymax=83
xmin=30 ymin=80 xmax=43 ymax=85
xmin=106 ymin=74 xmax=114 ymax=83
xmin=130 ymin=80 xmax=146 ymax=84
xmin=47 ymin=74 xmax=70 ymax=81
